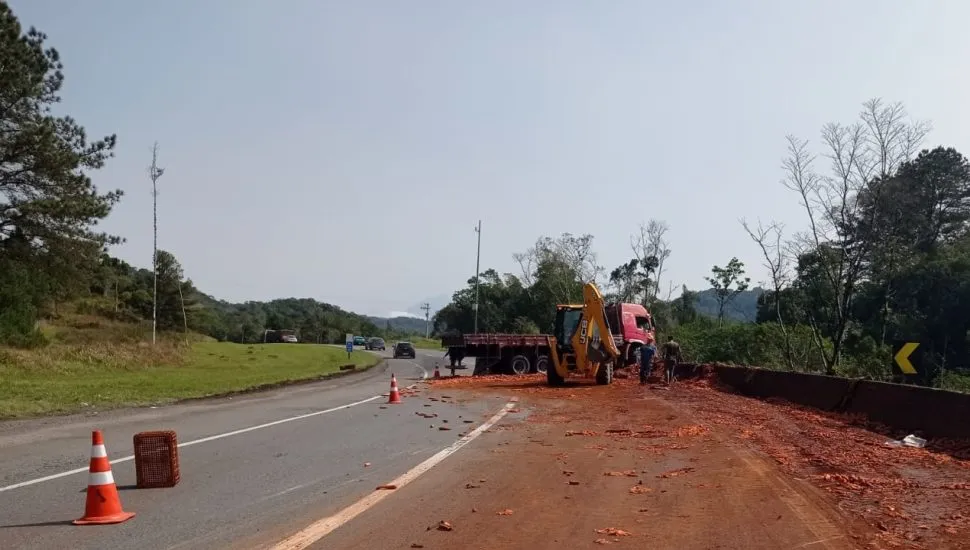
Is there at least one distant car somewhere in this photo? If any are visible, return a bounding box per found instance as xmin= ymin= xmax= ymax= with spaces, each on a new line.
xmin=281 ymin=334 xmax=298 ymax=343
xmin=393 ymin=341 xmax=416 ymax=359
xmin=366 ymin=337 xmax=386 ymax=351
xmin=353 ymin=336 xmax=366 ymax=346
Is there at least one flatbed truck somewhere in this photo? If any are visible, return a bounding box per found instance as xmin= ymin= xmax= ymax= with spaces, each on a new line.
xmin=441 ymin=301 xmax=656 ymax=376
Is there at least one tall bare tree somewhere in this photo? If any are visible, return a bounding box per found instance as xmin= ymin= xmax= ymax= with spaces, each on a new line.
xmin=513 ymin=233 xmax=602 ymax=304
xmin=782 ymin=98 xmax=929 ymax=373
xmin=631 ymin=219 xmax=671 ymax=304
xmin=741 ymin=218 xmax=795 ymax=370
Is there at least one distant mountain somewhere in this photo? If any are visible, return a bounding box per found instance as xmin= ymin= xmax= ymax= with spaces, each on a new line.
xmin=361 ymin=294 xmax=450 ymax=336
xmin=373 ymin=289 xmax=764 ymax=333
xmin=189 ymin=295 xmax=384 ymax=343
xmin=366 ymin=315 xmax=431 ymax=335
xmin=691 ymin=287 xmax=764 ymax=322
xmin=404 ymin=294 xmax=452 ymax=317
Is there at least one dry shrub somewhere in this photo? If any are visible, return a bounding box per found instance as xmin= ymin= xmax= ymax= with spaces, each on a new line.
xmin=2 ymin=313 xmax=191 ymax=371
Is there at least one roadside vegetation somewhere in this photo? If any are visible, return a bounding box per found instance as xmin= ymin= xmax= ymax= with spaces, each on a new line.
xmin=0 ymin=5 xmax=398 ymax=418
xmin=433 ymin=101 xmax=970 ymax=392
xmin=408 ymin=337 xmax=445 ymax=350
xmin=0 ymin=309 xmax=379 ymax=418
xmin=3 ymin=0 xmax=967 ymax=422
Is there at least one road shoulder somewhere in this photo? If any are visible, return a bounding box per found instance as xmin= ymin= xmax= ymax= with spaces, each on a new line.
xmin=312 ymin=380 xmax=858 ymax=550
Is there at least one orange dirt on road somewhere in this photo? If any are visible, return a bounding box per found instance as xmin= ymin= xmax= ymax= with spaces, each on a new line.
xmin=415 ymin=372 xmax=970 ymax=549
xmin=317 ymin=373 xmax=969 ymax=549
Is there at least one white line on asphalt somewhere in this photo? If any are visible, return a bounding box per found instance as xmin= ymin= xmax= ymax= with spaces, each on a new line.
xmin=407 ymin=360 xmax=429 ymax=385
xmin=0 ymin=395 xmax=383 ymax=494
xmin=268 ymin=400 xmax=518 ymax=550
xmin=272 ymin=483 xmax=311 ymax=499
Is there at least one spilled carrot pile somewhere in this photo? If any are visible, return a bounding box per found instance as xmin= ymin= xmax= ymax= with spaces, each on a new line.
xmin=669 ymin=381 xmax=970 ymax=548
xmin=428 ymin=368 xmax=970 ymax=548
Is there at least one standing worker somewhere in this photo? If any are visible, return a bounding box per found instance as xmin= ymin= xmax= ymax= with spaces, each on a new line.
xmin=661 ymin=335 xmax=683 ymax=386
xmin=639 ymin=341 xmax=657 ymax=385
xmin=444 ymin=346 xmax=465 ymax=368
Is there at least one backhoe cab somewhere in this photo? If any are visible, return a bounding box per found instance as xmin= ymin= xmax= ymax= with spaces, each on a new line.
xmin=546 ymin=282 xmax=622 ymax=386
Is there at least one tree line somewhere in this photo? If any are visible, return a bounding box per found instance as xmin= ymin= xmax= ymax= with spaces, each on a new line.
xmin=434 ymin=99 xmax=970 ymax=390
xmin=4 ymin=3 xmax=969 ymax=389
xmin=0 ymin=4 xmax=390 ymax=348
xmin=78 ymin=253 xmax=386 ymax=344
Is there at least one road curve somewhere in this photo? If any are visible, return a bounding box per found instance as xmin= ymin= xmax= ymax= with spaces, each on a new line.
xmin=0 ymin=346 xmax=501 ymax=550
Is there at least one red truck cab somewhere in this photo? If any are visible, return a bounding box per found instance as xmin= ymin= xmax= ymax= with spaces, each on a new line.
xmin=555 ymin=301 xmax=656 ymax=367
xmin=605 ymin=303 xmax=656 ymax=365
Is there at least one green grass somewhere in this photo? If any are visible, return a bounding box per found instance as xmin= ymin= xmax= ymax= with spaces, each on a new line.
xmin=0 ymin=341 xmax=380 ymax=419
xmin=408 ymin=336 xmax=444 ymax=350
xmin=938 ymin=370 xmax=970 ymax=393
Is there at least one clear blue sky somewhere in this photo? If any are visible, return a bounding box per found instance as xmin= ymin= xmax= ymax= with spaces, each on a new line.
xmin=10 ymin=0 xmax=970 ymax=317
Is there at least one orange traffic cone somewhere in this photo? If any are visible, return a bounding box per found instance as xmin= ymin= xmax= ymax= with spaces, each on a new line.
xmin=433 ymin=365 xmax=441 ymax=379
xmin=388 ymin=374 xmax=402 ymax=404
xmin=74 ymin=430 xmax=135 ymax=525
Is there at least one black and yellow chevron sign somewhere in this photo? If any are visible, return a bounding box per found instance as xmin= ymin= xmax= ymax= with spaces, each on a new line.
xmin=892 ymin=341 xmax=920 ymax=375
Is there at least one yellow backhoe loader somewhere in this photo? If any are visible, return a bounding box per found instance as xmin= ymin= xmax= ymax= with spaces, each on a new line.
xmin=546 ymin=282 xmax=622 ymax=386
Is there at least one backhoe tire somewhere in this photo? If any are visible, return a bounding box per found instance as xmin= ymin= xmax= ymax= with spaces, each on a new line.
xmin=547 ymin=362 xmax=566 ymax=386
xmin=510 ymin=354 xmax=531 ymax=375
xmin=534 ymin=355 xmax=549 ymax=374
xmin=596 ymin=362 xmax=614 ymax=385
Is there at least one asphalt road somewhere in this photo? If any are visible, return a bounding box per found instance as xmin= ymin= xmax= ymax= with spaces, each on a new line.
xmin=0 ymin=346 xmax=497 ymax=550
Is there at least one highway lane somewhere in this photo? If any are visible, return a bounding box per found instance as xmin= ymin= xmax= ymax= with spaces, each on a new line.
xmin=0 ymin=345 xmax=497 ymax=550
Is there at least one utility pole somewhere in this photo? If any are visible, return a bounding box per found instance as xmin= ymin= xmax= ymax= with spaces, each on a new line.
xmin=474 ymin=220 xmax=481 ymax=333
xmin=149 ymin=143 xmax=165 ymax=346
xmin=421 ymin=302 xmax=431 ymax=338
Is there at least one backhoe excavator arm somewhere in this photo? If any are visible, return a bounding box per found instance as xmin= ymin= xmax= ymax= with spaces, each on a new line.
xmin=572 ymin=282 xmax=622 ymax=370
xmin=548 ymin=282 xmax=622 ymax=385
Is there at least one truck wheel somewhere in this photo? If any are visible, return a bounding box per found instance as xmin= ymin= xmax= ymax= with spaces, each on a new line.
xmin=510 ymin=354 xmax=531 ymax=375
xmin=631 ymin=345 xmax=641 ymax=368
xmin=596 ymin=362 xmax=614 ymax=385
xmin=534 ymin=355 xmax=549 ymax=374
xmin=547 ymin=361 xmax=566 ymax=386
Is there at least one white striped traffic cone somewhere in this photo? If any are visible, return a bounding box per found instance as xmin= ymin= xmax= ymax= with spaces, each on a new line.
xmin=73 ymin=430 xmax=135 ymax=525
xmin=388 ymin=374 xmax=402 ymax=404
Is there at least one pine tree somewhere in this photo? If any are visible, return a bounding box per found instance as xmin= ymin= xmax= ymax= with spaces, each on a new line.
xmin=0 ymin=2 xmax=122 ymax=333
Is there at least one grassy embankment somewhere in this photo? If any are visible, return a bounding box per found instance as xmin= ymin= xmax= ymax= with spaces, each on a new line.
xmin=381 ymin=335 xmax=443 ymax=350
xmin=0 ymin=314 xmax=380 ymax=419
xmin=408 ymin=336 xmax=444 ymax=350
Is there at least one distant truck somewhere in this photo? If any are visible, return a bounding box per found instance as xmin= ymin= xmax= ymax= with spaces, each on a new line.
xmin=441 ymin=302 xmax=656 ymax=376
xmin=265 ymin=329 xmax=299 ymax=343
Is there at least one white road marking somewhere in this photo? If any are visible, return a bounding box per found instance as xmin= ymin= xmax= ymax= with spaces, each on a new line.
xmin=268 ymin=401 xmax=519 ymax=550
xmin=406 ymin=360 xmax=429 ymax=386
xmin=0 ymin=395 xmax=382 ymax=494
xmin=272 ymin=483 xmax=311 ymax=499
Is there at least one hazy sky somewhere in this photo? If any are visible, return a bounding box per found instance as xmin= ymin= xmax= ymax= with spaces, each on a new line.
xmin=10 ymin=1 xmax=970 ymax=317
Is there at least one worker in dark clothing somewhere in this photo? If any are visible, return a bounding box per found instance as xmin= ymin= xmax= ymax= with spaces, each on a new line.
xmin=661 ymin=336 xmax=683 ymax=385
xmin=444 ymin=347 xmax=465 ymax=368
xmin=639 ymin=341 xmax=657 ymax=385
